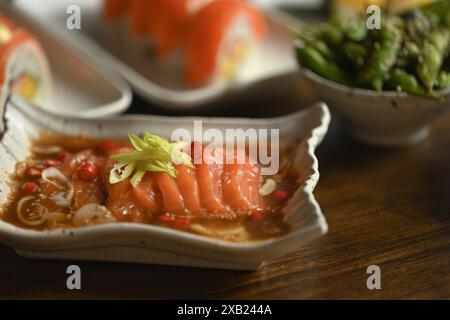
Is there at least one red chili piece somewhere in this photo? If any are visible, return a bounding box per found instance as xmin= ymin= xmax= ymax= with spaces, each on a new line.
xmin=174 ymin=217 xmax=190 ymax=229
xmin=56 ymin=152 xmax=68 ymax=161
xmin=78 ymin=161 xmax=98 ymax=181
xmin=274 ymin=190 xmax=288 ymax=201
xmin=26 ymin=166 xmax=42 ymax=178
xmin=159 ymin=213 xmax=174 ymax=223
xmin=44 ymin=159 xmax=62 ymax=168
xmin=251 ymin=212 xmax=263 ymax=221
xmin=22 ymin=182 xmax=39 ymax=194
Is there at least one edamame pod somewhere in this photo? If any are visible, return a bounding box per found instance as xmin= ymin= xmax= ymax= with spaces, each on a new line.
xmin=297 ymin=45 xmax=346 ymax=84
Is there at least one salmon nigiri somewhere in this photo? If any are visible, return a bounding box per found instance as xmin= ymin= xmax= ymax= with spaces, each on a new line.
xmin=185 ymin=0 xmax=267 ymax=86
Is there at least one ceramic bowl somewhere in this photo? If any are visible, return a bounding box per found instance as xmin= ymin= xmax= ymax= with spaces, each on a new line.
xmin=0 ymin=96 xmax=330 ymax=270
xmin=299 ymin=67 xmax=450 ymax=147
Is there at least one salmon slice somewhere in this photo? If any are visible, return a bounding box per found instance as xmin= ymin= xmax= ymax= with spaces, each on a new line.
xmin=196 ymin=145 xmax=228 ymax=214
xmin=105 ymin=179 xmax=148 ymax=223
xmin=66 ymin=154 xmax=105 ymax=210
xmin=185 ymin=0 xmax=267 ymax=86
xmin=102 ymin=0 xmax=129 ymax=20
xmin=132 ymin=173 xmax=160 ymax=215
xmin=222 ymin=152 xmax=263 ymax=213
xmin=73 ymin=178 xmax=104 ymax=210
xmin=39 ymin=180 xmax=66 ymax=213
xmin=175 ymin=165 xmax=201 ymax=214
xmin=103 ymin=161 xmax=148 ymax=223
xmin=152 ymin=172 xmax=185 ymax=214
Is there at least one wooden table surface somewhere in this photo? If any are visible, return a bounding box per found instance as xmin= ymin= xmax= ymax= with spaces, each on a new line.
xmin=2 ymin=82 xmax=450 ymax=300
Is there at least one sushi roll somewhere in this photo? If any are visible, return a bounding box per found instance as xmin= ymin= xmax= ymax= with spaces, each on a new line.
xmin=185 ymin=0 xmax=267 ymax=86
xmin=102 ymin=0 xmax=216 ymax=56
xmin=101 ymin=0 xmax=129 ymax=21
xmin=150 ymin=0 xmax=216 ymax=56
xmin=128 ymin=0 xmax=155 ymax=36
xmin=100 ymin=0 xmax=267 ymax=87
xmin=0 ymin=16 xmax=51 ymax=135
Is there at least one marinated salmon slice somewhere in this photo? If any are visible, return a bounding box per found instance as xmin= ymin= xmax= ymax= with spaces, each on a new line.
xmin=103 ymin=144 xmax=264 ymax=219
xmin=103 ymin=161 xmax=147 ymax=223
xmin=222 ymin=153 xmax=263 ymax=213
xmin=175 ymin=165 xmax=201 ymax=214
xmin=105 ymin=179 xmax=148 ymax=223
xmin=73 ymin=178 xmax=103 ymax=210
xmin=152 ymin=172 xmax=186 ymax=214
xmin=195 ymin=146 xmax=228 ymax=214
xmin=132 ymin=173 xmax=160 ymax=215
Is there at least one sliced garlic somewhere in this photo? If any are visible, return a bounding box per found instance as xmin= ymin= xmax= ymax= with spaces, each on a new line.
xmin=258 ymin=178 xmax=277 ymax=196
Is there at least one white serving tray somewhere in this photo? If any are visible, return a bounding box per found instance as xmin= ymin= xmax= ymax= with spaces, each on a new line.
xmin=0 ymin=96 xmax=329 ymax=270
xmin=0 ymin=1 xmax=132 ymax=118
xmin=12 ymin=0 xmax=301 ymax=110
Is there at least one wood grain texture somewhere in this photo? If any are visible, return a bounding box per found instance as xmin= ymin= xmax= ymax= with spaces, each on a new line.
xmin=1 ymin=85 xmax=450 ymax=299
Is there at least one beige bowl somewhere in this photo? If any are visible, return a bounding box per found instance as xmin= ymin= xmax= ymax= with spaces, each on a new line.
xmin=300 ymin=68 xmax=450 ymax=147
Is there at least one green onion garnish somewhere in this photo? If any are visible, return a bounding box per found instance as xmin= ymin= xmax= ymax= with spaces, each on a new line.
xmin=109 ymin=131 xmax=194 ymax=187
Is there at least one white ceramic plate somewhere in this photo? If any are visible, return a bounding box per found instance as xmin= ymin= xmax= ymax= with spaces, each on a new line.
xmin=0 ymin=97 xmax=329 ymax=270
xmin=0 ymin=2 xmax=132 ymax=118
xmin=12 ymin=0 xmax=300 ymax=110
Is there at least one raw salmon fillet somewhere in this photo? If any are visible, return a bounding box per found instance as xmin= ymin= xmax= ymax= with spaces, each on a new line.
xmin=150 ymin=172 xmax=185 ymax=214
xmin=104 ymin=145 xmax=264 ymax=219
xmin=103 ymin=161 xmax=148 ymax=223
xmin=175 ymin=165 xmax=201 ymax=214
xmin=222 ymin=153 xmax=263 ymax=212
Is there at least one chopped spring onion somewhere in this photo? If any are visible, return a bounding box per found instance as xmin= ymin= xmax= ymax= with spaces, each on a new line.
xmin=109 ymin=131 xmax=194 ymax=187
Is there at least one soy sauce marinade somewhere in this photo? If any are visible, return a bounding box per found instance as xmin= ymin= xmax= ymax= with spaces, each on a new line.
xmin=1 ymin=133 xmax=295 ymax=242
